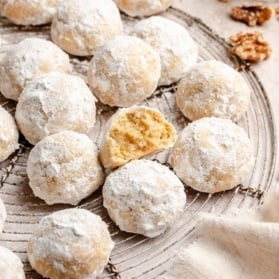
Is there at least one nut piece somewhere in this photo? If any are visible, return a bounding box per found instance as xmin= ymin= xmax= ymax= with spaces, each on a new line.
xmin=231 ymin=3 xmax=273 ymax=26
xmin=228 ymin=31 xmax=272 ymax=62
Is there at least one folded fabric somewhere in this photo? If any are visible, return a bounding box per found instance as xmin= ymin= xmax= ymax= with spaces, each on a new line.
xmin=161 ymin=187 xmax=279 ymax=279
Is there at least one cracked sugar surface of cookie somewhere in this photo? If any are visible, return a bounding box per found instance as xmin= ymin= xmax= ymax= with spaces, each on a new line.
xmin=26 ymin=131 xmax=105 ymax=205
xmin=103 ymin=159 xmax=186 ymax=238
xmin=0 ymin=0 xmax=58 ymax=25
xmin=132 ymin=16 xmax=198 ymax=86
xmin=0 ymin=105 xmax=19 ymax=162
xmin=0 ymin=37 xmax=71 ymax=101
xmin=169 ymin=117 xmax=254 ymax=193
xmin=15 ymin=72 xmax=96 ymax=145
xmin=87 ymin=35 xmax=161 ymax=107
xmin=176 ymin=60 xmax=251 ymax=122
xmin=27 ymin=208 xmax=114 ymax=279
xmin=99 ymin=106 xmax=176 ymax=169
xmin=114 ymin=0 xmax=174 ymax=17
xmin=51 ymin=0 xmax=123 ymax=56
xmin=0 ymin=246 xmax=25 ymax=279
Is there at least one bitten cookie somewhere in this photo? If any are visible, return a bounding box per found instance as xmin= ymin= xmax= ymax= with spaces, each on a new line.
xmin=0 ymin=0 xmax=58 ymax=25
xmin=26 ymin=131 xmax=104 ymax=205
xmin=169 ymin=117 xmax=254 ymax=193
xmin=0 ymin=246 xmax=25 ymax=279
xmin=0 ymin=106 xmax=18 ymax=162
xmin=51 ymin=0 xmax=123 ymax=56
xmin=100 ymin=106 xmax=176 ymax=169
xmin=132 ymin=16 xmax=198 ymax=86
xmin=87 ymin=35 xmax=161 ymax=107
xmin=114 ymin=0 xmax=174 ymax=17
xmin=103 ymin=159 xmax=186 ymax=237
xmin=27 ymin=208 xmax=114 ymax=279
xmin=0 ymin=38 xmax=71 ymax=101
xmin=176 ymin=60 xmax=251 ymax=122
xmin=15 ymin=72 xmax=96 ymax=145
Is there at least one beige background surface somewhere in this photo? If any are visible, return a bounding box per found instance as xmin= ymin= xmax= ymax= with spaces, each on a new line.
xmin=173 ymin=0 xmax=279 ymax=184
xmin=0 ymin=2 xmax=277 ymax=278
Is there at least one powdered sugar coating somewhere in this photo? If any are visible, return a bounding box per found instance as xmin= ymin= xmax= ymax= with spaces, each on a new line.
xmin=0 ymin=0 xmax=58 ymax=25
xmin=169 ymin=117 xmax=254 ymax=193
xmin=114 ymin=0 xmax=174 ymax=17
xmin=26 ymin=131 xmax=104 ymax=205
xmin=51 ymin=0 xmax=123 ymax=56
xmin=132 ymin=16 xmax=198 ymax=86
xmin=27 ymin=208 xmax=114 ymax=279
xmin=0 ymin=198 xmax=6 ymax=232
xmin=0 ymin=38 xmax=71 ymax=101
xmin=176 ymin=60 xmax=251 ymax=121
xmin=103 ymin=159 xmax=186 ymax=238
xmin=0 ymin=106 xmax=19 ymax=162
xmin=15 ymin=72 xmax=96 ymax=145
xmin=87 ymin=35 xmax=161 ymax=107
xmin=0 ymin=246 xmax=25 ymax=279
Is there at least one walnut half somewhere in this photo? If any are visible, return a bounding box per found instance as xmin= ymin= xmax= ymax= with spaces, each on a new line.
xmin=231 ymin=3 xmax=273 ymax=26
xmin=228 ymin=31 xmax=272 ymax=63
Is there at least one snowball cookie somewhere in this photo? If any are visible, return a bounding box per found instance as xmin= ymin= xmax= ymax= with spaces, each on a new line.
xmin=51 ymin=0 xmax=123 ymax=56
xmin=103 ymin=159 xmax=186 ymax=237
xmin=15 ymin=72 xmax=96 ymax=145
xmin=176 ymin=60 xmax=251 ymax=122
xmin=169 ymin=117 xmax=254 ymax=193
xmin=87 ymin=35 xmax=161 ymax=107
xmin=0 ymin=37 xmax=71 ymax=101
xmin=0 ymin=198 xmax=6 ymax=232
xmin=0 ymin=246 xmax=25 ymax=279
xmin=132 ymin=16 xmax=198 ymax=86
xmin=100 ymin=106 xmax=176 ymax=169
xmin=0 ymin=106 xmax=19 ymax=162
xmin=114 ymin=0 xmax=174 ymax=17
xmin=0 ymin=0 xmax=58 ymax=25
xmin=26 ymin=131 xmax=104 ymax=205
xmin=27 ymin=208 xmax=114 ymax=279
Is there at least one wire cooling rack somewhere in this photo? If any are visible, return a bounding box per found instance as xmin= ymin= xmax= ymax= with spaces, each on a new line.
xmin=0 ymin=7 xmax=277 ymax=279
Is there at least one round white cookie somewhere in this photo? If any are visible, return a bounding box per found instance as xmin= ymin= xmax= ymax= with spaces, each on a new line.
xmin=176 ymin=60 xmax=251 ymax=122
xmin=103 ymin=159 xmax=186 ymax=238
xmin=0 ymin=246 xmax=25 ymax=279
xmin=26 ymin=131 xmax=104 ymax=205
xmin=15 ymin=72 xmax=96 ymax=145
xmin=0 ymin=0 xmax=58 ymax=25
xmin=114 ymin=0 xmax=174 ymax=17
xmin=100 ymin=106 xmax=176 ymax=169
xmin=132 ymin=16 xmax=198 ymax=86
xmin=87 ymin=35 xmax=161 ymax=107
xmin=28 ymin=208 xmax=114 ymax=279
xmin=169 ymin=117 xmax=254 ymax=193
xmin=0 ymin=198 xmax=6 ymax=232
xmin=0 ymin=106 xmax=19 ymax=162
xmin=0 ymin=38 xmax=71 ymax=101
xmin=51 ymin=0 xmax=123 ymax=56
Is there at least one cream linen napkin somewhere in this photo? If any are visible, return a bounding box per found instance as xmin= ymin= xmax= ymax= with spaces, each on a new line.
xmin=161 ymin=188 xmax=279 ymax=279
